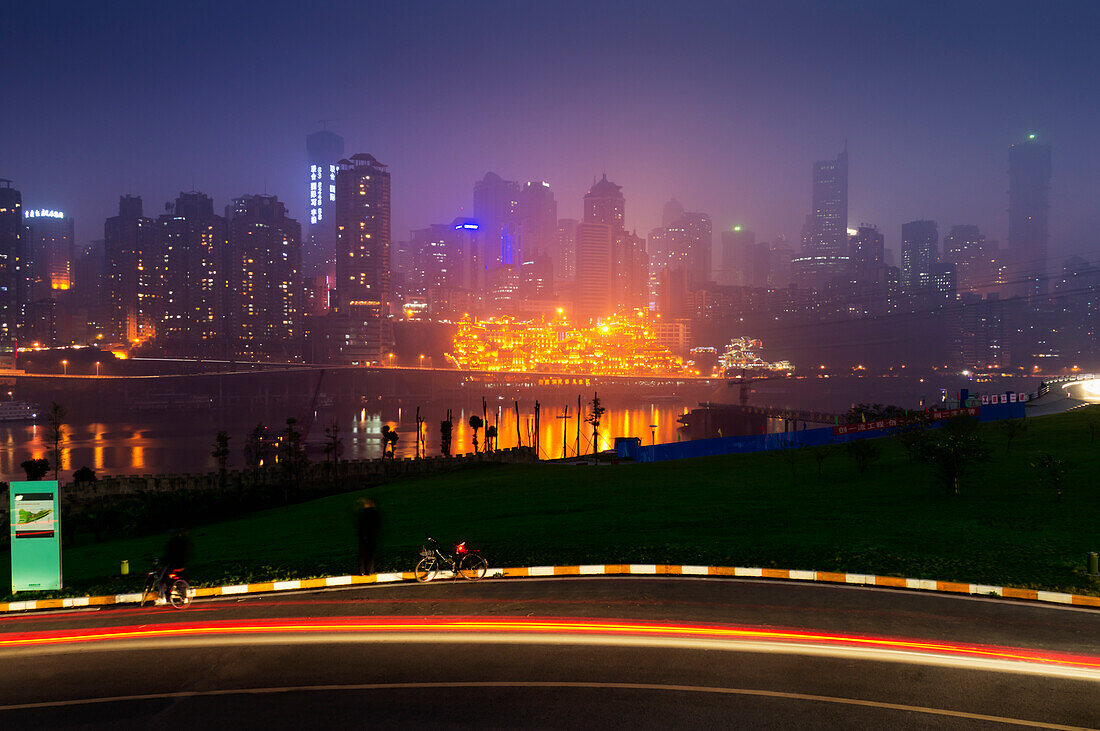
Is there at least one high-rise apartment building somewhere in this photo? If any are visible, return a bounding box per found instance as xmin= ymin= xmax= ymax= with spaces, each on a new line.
xmin=0 ymin=180 xmax=21 ymax=348
xmin=797 ymin=145 xmax=849 ymax=287
xmin=105 ymin=195 xmax=157 ymax=342
xmin=332 ymin=152 xmax=392 ymax=362
xmin=1007 ymin=135 xmax=1051 ymax=297
xmin=155 ymin=192 xmax=228 ymax=354
xmin=225 ymin=195 xmax=302 ymax=360
xmin=305 ymin=130 xmax=344 ymax=275
xmin=667 ymin=212 xmax=712 ymax=285
xmin=900 ymin=219 xmax=938 ymax=293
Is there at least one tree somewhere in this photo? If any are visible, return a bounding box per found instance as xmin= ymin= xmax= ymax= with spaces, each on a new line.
xmin=468 ymin=415 xmax=483 ymax=454
xmin=244 ymin=423 xmax=271 ymax=477
xmin=774 ymin=438 xmax=803 ymax=482
xmin=916 ymin=416 xmax=991 ymax=496
xmin=380 ymin=425 xmax=399 ymax=459
xmin=846 ymin=439 xmax=882 ymax=478
xmin=845 ymin=403 xmax=907 ymax=425
xmin=1031 ymin=452 xmax=1068 ymax=502
xmin=280 ymin=418 xmax=306 ymax=500
xmin=808 ymin=444 xmax=832 ymax=478
xmin=998 ymin=418 xmax=1027 ymax=453
xmin=21 ymin=458 xmax=50 ymax=481
xmin=212 ymin=431 xmax=231 ymax=477
xmin=72 ymin=466 xmax=97 ymax=485
xmin=47 ymin=402 xmax=67 ymax=481
xmin=586 ymin=392 xmax=606 ymax=458
xmin=323 ymin=419 xmax=343 ymax=478
xmin=440 ymin=411 xmax=454 ymax=457
xmin=895 ymin=416 xmax=931 ymax=463
xmin=485 ymin=424 xmax=497 ymax=453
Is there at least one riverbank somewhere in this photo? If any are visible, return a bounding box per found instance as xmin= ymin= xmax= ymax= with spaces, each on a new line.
xmin=3 ymin=405 xmax=1098 ymax=602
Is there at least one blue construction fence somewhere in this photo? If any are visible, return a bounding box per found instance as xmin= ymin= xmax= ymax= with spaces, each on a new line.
xmin=618 ymin=402 xmax=1025 ymax=463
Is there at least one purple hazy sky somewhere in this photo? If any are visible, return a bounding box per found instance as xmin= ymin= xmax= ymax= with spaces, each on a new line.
xmin=3 ymin=0 xmax=1098 ymax=262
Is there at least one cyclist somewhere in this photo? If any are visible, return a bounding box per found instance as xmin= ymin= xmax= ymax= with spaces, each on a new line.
xmin=157 ymin=530 xmax=192 ymax=603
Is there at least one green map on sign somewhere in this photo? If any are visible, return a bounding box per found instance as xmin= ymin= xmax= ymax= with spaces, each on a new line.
xmin=18 ymin=508 xmax=52 ymax=524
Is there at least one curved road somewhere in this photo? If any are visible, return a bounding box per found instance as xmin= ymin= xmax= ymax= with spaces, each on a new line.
xmin=1 ymin=577 xmax=1098 ymax=729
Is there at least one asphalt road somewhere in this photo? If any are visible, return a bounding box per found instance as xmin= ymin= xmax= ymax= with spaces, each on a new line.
xmin=1 ymin=577 xmax=1098 ymax=729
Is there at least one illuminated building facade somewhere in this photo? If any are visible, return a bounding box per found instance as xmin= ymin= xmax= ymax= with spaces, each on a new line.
xmin=0 ymin=180 xmax=21 ymax=348
xmin=225 ymin=194 xmax=302 ymax=360
xmin=848 ymin=224 xmax=884 ymax=285
xmin=22 ymin=207 xmax=73 ymax=301
xmin=1008 ymin=135 xmax=1051 ymax=297
xmin=155 ymin=192 xmax=228 ymax=354
xmin=450 ymin=310 xmax=685 ymax=375
xmin=305 ymin=130 xmax=344 ymax=275
xmin=719 ymin=336 xmax=793 ymax=372
xmin=516 ymin=181 xmax=556 ymax=296
xmin=667 ymin=212 xmax=711 ymax=285
xmin=105 ymin=195 xmax=157 ymax=342
xmin=332 ymin=152 xmax=392 ymax=363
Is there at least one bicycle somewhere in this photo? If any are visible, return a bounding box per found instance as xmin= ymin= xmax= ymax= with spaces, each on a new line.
xmin=139 ymin=557 xmax=192 ymax=609
xmin=415 ymin=537 xmax=488 ymax=583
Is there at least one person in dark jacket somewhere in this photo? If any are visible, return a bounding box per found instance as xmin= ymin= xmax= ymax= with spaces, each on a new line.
xmin=356 ymin=498 xmax=380 ymax=575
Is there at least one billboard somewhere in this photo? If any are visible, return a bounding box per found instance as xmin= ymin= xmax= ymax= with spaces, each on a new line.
xmin=10 ymin=481 xmax=62 ymax=592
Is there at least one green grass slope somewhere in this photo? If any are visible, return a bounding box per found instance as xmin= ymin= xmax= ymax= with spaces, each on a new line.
xmin=5 ymin=405 xmax=1100 ymax=600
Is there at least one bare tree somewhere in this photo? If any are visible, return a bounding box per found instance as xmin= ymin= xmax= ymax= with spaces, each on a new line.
xmin=47 ymin=402 xmax=67 ymax=481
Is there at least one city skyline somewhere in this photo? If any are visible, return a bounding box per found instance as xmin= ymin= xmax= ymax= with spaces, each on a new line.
xmin=3 ymin=2 xmax=1098 ymax=259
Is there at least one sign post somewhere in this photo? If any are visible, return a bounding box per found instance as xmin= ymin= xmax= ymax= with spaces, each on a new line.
xmin=10 ymin=480 xmax=62 ymax=592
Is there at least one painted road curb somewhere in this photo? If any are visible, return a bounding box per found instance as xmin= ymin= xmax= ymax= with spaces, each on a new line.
xmin=2 ymin=564 xmax=1098 ymax=614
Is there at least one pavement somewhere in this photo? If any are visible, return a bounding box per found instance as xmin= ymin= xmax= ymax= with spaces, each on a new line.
xmin=1 ymin=576 xmax=1098 ymax=729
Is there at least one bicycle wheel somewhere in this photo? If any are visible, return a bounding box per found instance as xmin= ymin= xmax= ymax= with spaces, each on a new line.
xmin=415 ymin=557 xmax=438 ymax=583
xmin=140 ymin=575 xmax=156 ymax=607
xmin=458 ymin=554 xmax=488 ymax=581
xmin=168 ymin=579 xmax=191 ymax=609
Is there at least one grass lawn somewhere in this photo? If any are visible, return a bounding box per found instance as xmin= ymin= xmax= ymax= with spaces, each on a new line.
xmin=4 ymin=405 xmax=1100 ymax=601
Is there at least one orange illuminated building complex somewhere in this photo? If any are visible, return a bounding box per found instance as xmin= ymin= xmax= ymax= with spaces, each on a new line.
xmin=449 ymin=310 xmax=686 ymax=375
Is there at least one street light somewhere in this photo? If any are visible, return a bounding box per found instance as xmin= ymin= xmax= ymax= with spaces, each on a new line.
xmin=95 ymin=361 xmax=101 ymax=376
xmin=419 ymin=354 xmax=425 ymax=368
xmin=61 ymin=359 xmax=68 ymax=376
xmin=649 ymin=423 xmax=658 ymax=460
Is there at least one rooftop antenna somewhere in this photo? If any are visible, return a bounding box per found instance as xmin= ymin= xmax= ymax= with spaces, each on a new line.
xmin=317 ymin=119 xmax=338 ymax=130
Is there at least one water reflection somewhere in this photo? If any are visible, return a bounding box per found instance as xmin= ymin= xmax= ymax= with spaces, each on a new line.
xmin=0 ymin=401 xmax=694 ymax=479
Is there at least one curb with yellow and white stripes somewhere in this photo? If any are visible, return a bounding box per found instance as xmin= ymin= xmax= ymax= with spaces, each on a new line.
xmin=2 ymin=564 xmax=1098 ymax=613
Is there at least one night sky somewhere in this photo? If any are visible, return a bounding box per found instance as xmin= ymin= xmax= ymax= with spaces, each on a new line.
xmin=3 ymin=0 xmax=1098 ymax=262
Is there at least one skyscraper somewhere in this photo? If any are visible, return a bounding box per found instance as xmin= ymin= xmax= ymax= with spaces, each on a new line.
xmin=22 ymin=208 xmax=74 ymax=302
xmin=583 ymin=174 xmax=625 ymax=228
xmin=1008 ymin=135 xmax=1051 ymax=297
xmin=516 ymin=181 xmax=557 ymax=295
xmin=573 ymin=221 xmax=612 ymax=320
xmin=305 ymin=130 xmax=344 ymax=274
xmin=473 ymin=172 xmax=520 ymax=268
xmin=901 ymin=219 xmax=938 ymax=293
xmin=718 ymin=226 xmax=755 ymax=286
xmin=104 ymin=195 xmax=156 ymax=342
xmin=225 ymin=194 xmax=302 ymax=360
xmin=0 ymin=180 xmax=21 ymax=347
xmin=333 ymin=152 xmax=392 ymax=362
xmin=849 ymin=224 xmax=884 ymax=284
xmin=554 ymin=218 xmax=578 ymax=282
xmin=666 ymin=212 xmax=712 ymax=286
xmin=797 ymin=145 xmax=849 ymax=287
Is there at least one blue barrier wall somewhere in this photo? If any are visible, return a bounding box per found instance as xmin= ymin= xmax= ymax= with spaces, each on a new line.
xmin=620 ymin=403 xmax=1027 ymax=463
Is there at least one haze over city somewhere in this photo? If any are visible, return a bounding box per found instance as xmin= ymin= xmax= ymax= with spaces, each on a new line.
xmin=4 ymin=0 xmax=1100 ymax=258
